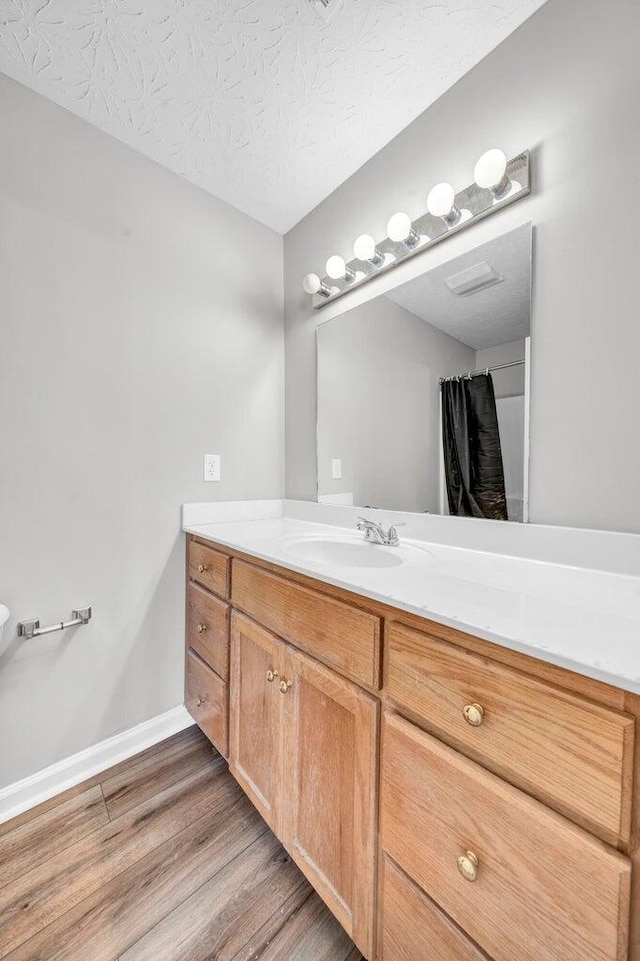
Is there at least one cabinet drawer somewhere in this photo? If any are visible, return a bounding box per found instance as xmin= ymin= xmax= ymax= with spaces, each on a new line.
xmin=384 ymin=622 xmax=634 ymax=842
xmin=231 ymin=560 xmax=381 ymax=687
xmin=188 ymin=539 xmax=230 ymax=598
xmin=380 ymin=856 xmax=489 ymax=961
xmin=185 ymin=650 xmax=228 ymax=757
xmin=380 ymin=712 xmax=631 ymax=961
xmin=186 ymin=582 xmax=230 ymax=680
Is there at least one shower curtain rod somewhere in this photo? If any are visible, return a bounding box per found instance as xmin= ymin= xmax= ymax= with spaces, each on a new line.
xmin=439 ymin=358 xmax=525 ymax=385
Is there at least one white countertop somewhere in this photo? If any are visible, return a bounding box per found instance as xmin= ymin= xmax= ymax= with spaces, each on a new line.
xmin=183 ymin=501 xmax=640 ymax=695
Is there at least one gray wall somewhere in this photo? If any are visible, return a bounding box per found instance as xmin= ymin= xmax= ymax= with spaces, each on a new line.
xmin=0 ymin=76 xmax=284 ymax=788
xmin=317 ymin=297 xmax=474 ymax=512
xmin=284 ymin=0 xmax=640 ymax=534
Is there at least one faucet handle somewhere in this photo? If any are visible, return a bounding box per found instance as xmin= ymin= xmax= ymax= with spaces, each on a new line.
xmin=356 ymin=516 xmax=378 ymax=530
xmin=386 ymin=522 xmax=405 ymax=545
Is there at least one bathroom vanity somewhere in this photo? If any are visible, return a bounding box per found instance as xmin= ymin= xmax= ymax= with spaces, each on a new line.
xmin=183 ymin=504 xmax=639 ymax=961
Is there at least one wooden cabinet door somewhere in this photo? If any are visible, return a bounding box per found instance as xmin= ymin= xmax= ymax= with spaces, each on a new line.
xmin=229 ymin=612 xmax=286 ymax=835
xmin=282 ymin=646 xmax=378 ymax=959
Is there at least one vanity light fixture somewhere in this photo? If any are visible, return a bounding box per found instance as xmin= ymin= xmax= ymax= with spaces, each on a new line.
xmin=303 ymin=273 xmax=332 ymax=297
xmin=326 ymin=255 xmax=356 ymax=283
xmin=474 ymin=148 xmax=521 ymax=200
xmin=302 ymin=149 xmax=530 ymax=307
xmin=427 ymin=182 xmax=470 ymax=228
xmin=353 ymin=234 xmax=385 ymax=268
xmin=387 ymin=212 xmax=421 ymax=249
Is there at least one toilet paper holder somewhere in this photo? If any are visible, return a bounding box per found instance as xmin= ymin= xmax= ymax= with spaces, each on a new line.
xmin=17 ymin=607 xmax=92 ymax=640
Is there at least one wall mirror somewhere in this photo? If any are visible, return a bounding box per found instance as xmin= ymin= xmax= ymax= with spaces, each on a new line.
xmin=316 ymin=222 xmax=532 ymax=522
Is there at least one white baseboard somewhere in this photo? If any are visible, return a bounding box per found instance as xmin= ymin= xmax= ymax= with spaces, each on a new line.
xmin=0 ymin=704 xmax=193 ymax=826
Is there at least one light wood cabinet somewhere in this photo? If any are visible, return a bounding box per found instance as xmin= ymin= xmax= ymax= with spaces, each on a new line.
xmin=229 ymin=612 xmax=286 ymax=835
xmin=379 ymin=855 xmax=490 ymax=961
xmin=385 ymin=621 xmax=635 ymax=844
xmin=185 ymin=535 xmax=640 ymax=961
xmin=185 ymin=649 xmax=228 ymax=757
xmin=283 ymin=647 xmax=378 ymax=957
xmin=186 ymin=582 xmax=230 ymax=680
xmin=188 ymin=539 xmax=230 ymax=598
xmin=185 ymin=539 xmax=232 ymax=759
xmin=228 ymin=611 xmax=378 ymax=958
xmin=380 ymin=711 xmax=631 ymax=961
xmin=231 ymin=559 xmax=381 ymax=688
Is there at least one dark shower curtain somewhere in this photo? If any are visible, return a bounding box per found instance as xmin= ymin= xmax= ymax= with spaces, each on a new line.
xmin=441 ymin=373 xmax=508 ymax=520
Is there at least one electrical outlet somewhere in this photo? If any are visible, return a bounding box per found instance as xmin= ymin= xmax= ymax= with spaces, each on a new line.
xmin=203 ymin=454 xmax=221 ymax=482
xmin=331 ymin=458 xmax=342 ymax=480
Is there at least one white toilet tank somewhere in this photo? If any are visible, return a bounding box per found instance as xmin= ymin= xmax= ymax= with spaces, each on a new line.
xmin=0 ymin=604 xmax=9 ymax=643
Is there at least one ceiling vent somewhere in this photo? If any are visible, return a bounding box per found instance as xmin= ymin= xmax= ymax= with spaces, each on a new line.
xmin=445 ymin=262 xmax=504 ymax=297
xmin=309 ymin=0 xmax=343 ymax=22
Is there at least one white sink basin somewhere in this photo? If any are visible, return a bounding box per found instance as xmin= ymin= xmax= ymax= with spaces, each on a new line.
xmin=280 ymin=533 xmax=431 ymax=569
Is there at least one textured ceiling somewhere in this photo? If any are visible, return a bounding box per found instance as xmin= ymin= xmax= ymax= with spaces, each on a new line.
xmin=0 ymin=0 xmax=545 ymax=232
xmin=385 ymin=224 xmax=531 ymax=350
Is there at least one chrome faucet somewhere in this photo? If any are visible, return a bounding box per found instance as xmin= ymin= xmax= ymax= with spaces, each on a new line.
xmin=356 ymin=517 xmax=405 ymax=547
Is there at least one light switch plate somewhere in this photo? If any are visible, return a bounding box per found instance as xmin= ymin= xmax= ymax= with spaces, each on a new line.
xmin=331 ymin=458 xmax=342 ymax=480
xmin=204 ymin=454 xmax=221 ymax=482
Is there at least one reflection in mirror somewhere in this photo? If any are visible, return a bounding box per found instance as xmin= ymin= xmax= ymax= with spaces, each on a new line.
xmin=316 ymin=223 xmax=532 ymax=522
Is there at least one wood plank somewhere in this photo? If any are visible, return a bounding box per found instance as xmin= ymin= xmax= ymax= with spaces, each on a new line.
xmin=101 ymin=723 xmax=215 ymax=821
xmin=252 ymin=892 xmax=358 ymax=961
xmin=226 ymin=892 xmax=316 ymax=961
xmin=0 ymin=786 xmax=109 ymax=889
xmin=231 ymin=560 xmax=381 ymax=688
xmin=4 ymin=786 xmax=266 ymax=961
xmin=384 ymin=621 xmax=635 ymax=844
xmin=0 ymin=756 xmax=228 ymax=957
xmin=0 ymin=727 xmax=203 ymax=839
xmin=120 ymin=832 xmax=312 ymax=961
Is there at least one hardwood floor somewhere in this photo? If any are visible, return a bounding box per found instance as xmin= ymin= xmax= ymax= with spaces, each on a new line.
xmin=0 ymin=726 xmax=364 ymax=961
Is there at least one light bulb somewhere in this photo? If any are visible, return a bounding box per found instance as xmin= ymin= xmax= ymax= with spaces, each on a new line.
xmin=353 ymin=234 xmax=375 ymax=261
xmin=302 ymin=272 xmax=330 ymax=297
xmin=353 ymin=234 xmax=384 ymax=268
xmin=474 ymin=149 xmax=509 ymax=195
xmin=387 ymin=212 xmax=411 ymax=242
xmin=427 ymin=181 xmax=463 ymax=228
xmin=427 ymin=182 xmax=455 ymax=218
xmin=387 ymin=212 xmax=420 ymax=248
xmin=325 ymin=255 xmax=355 ymax=283
xmin=303 ymin=273 xmax=321 ymax=294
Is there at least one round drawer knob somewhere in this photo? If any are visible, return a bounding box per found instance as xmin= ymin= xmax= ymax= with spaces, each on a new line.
xmin=457 ymin=850 xmax=479 ymax=882
xmin=196 ymin=623 xmax=207 ymax=634
xmin=266 ymin=669 xmax=279 ymax=683
xmin=279 ymin=678 xmax=292 ymax=694
xmin=195 ymin=696 xmax=204 ymax=707
xmin=462 ymin=703 xmax=484 ymax=727
xmin=197 ymin=564 xmax=207 ymax=574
